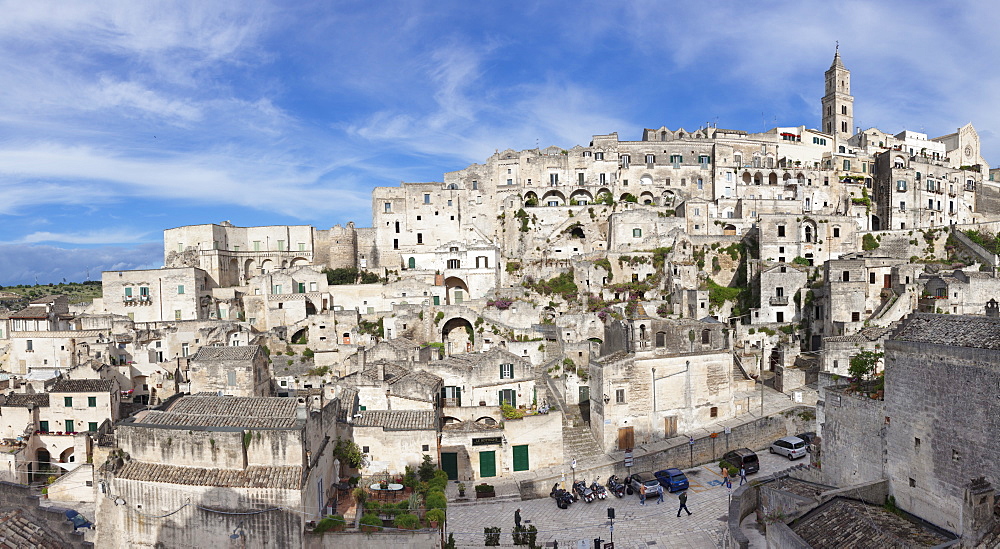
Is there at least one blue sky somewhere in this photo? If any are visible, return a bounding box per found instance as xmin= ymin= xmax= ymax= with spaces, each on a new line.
xmin=1 ymin=1 xmax=999 ymax=285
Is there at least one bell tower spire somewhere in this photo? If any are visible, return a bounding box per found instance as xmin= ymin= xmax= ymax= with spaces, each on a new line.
xmin=822 ymin=46 xmax=854 ymax=139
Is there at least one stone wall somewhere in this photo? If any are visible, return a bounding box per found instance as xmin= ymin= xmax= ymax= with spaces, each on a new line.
xmin=883 ymin=339 xmax=1000 ymax=538
xmin=817 ymin=385 xmax=886 ymax=488
xmin=304 ymin=530 xmax=441 ymax=549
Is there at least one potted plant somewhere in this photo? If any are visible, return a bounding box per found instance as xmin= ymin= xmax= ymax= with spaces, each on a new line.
xmin=457 ymin=482 xmax=466 ymax=498
xmin=475 ymin=483 xmax=495 ymax=499
xmin=359 ymin=513 xmax=383 ymax=532
xmin=425 ymin=508 xmax=446 ymax=528
xmin=394 ymin=513 xmax=420 ymax=530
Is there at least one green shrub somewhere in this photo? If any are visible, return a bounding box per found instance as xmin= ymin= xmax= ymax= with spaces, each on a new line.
xmin=394 ymin=513 xmax=420 ymax=530
xmin=418 ymin=454 xmax=436 ymax=482
xmin=425 ymin=508 xmax=446 ymax=524
xmin=862 ymin=233 xmax=880 ymax=251
xmin=359 ymin=513 xmax=383 ymax=530
xmin=314 ymin=514 xmax=346 ymax=532
xmin=425 ymin=490 xmax=447 ymax=510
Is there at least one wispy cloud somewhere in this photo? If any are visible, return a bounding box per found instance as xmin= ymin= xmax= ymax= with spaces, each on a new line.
xmin=16 ymin=229 xmax=153 ymax=245
xmin=0 ymin=242 xmax=162 ymax=286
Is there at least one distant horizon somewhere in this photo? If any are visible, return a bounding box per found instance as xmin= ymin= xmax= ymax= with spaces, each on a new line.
xmin=2 ymin=1 xmax=999 ymax=285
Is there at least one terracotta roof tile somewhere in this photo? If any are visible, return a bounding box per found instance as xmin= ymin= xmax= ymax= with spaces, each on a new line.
xmin=49 ymin=378 xmax=114 ymax=393
xmin=191 ymin=345 xmax=261 ymax=362
xmin=354 ymin=410 xmax=436 ymax=431
xmin=1 ymin=394 xmax=49 ymax=408
xmin=118 ymin=462 xmax=303 ymax=489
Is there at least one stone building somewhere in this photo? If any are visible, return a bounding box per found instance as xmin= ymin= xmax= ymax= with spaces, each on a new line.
xmin=187 ymin=345 xmax=272 ymax=397
xmin=588 ymin=317 xmax=741 ymax=451
xmin=98 ymin=267 xmax=217 ymax=323
xmin=917 ymin=269 xmax=1000 ymax=315
xmin=819 ymin=313 xmax=998 ymax=545
xmin=96 ymin=394 xmax=341 ymax=549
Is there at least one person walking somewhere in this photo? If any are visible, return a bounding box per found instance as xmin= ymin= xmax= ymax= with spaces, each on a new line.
xmin=656 ymin=483 xmax=664 ymax=504
xmin=677 ymin=491 xmax=692 ymax=516
xmin=639 ymin=483 xmax=647 ymax=505
xmin=514 ymin=508 xmax=521 ymax=529
xmin=739 ymin=467 xmax=747 ymax=486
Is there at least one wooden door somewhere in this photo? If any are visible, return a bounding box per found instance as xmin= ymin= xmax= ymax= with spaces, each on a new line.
xmin=664 ymin=416 xmax=678 ymax=438
xmin=617 ymin=427 xmax=635 ymax=451
xmin=479 ymin=451 xmax=496 ymax=478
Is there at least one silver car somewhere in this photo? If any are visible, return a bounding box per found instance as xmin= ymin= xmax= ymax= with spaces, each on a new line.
xmin=769 ymin=436 xmax=808 ymax=460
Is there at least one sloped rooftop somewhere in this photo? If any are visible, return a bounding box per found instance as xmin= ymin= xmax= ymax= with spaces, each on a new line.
xmin=1 ymin=394 xmax=49 ymax=408
xmin=49 ymin=378 xmax=114 ymax=393
xmin=117 ymin=462 xmax=303 ymax=489
xmin=353 ymin=410 xmax=437 ymax=431
xmin=191 ymin=345 xmax=260 ymax=362
xmin=892 ymin=313 xmax=1000 ymax=350
xmin=137 ymin=395 xmax=300 ymax=429
xmin=791 ymin=497 xmax=953 ymax=548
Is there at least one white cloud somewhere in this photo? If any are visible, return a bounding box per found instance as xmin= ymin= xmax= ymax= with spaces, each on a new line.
xmin=0 ymin=242 xmax=162 ymax=285
xmin=16 ymin=229 xmax=153 ymax=245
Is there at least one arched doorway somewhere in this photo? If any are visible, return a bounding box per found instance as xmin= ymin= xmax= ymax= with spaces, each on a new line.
xmin=442 ymin=317 xmax=475 ymax=356
xmin=35 ymin=448 xmax=50 ymax=482
xmin=60 ymin=447 xmax=74 ymax=464
xmin=444 ymin=277 xmax=470 ymax=305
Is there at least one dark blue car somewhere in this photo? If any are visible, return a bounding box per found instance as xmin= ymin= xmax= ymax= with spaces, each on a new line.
xmin=653 ymin=468 xmax=689 ymax=492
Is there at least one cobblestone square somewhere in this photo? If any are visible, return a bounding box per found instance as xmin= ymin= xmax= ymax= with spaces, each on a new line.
xmin=447 ymin=452 xmax=808 ymax=548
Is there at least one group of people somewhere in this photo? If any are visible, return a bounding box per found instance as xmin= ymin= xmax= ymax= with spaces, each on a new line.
xmin=637 ymin=483 xmax=691 ymax=517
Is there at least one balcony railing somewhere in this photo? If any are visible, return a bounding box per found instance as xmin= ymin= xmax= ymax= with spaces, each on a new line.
xmin=769 ymin=296 xmax=789 ymax=306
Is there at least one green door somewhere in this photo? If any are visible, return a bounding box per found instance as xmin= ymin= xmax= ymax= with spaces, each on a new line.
xmin=512 ymin=445 xmax=529 ymax=472
xmin=579 ymin=385 xmax=590 ymax=404
xmin=65 ymin=420 xmax=74 ymax=433
xmin=441 ymin=452 xmax=458 ymax=480
xmin=479 ymin=451 xmax=496 ymax=478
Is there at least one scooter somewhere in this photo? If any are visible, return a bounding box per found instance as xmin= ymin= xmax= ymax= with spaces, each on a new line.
xmin=572 ymin=480 xmax=595 ymax=503
xmin=590 ymin=477 xmax=608 ymax=500
xmin=606 ymin=475 xmax=626 ymax=498
xmin=550 ymin=482 xmax=574 ymax=509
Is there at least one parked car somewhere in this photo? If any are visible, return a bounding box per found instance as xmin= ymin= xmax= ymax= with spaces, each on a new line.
xmin=624 ymin=472 xmax=660 ymax=496
xmin=653 ymin=468 xmax=689 ymax=492
xmin=770 ymin=436 xmax=809 ymax=460
xmin=722 ymin=448 xmax=760 ymax=474
xmin=795 ymin=432 xmax=817 ymax=452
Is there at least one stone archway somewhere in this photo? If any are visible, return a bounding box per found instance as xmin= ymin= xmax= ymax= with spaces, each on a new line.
xmin=442 ymin=317 xmax=475 ymax=356
xmin=444 ymin=276 xmax=470 ymax=305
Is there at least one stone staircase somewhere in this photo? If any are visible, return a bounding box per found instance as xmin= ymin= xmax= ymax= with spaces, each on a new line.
xmin=540 ymin=363 xmax=604 ymax=463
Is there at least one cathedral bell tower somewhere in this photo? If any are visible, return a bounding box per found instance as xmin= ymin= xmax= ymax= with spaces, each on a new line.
xmin=821 ymin=46 xmax=854 ymax=138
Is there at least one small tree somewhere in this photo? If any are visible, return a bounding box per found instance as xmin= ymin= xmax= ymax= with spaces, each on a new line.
xmin=849 ymin=350 xmax=883 ymax=382
xmin=417 ymin=454 xmax=436 ymax=482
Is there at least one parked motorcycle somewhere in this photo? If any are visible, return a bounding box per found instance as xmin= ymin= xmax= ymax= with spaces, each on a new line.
xmin=573 ymin=480 xmax=595 ymax=503
xmin=549 ymin=482 xmax=574 ymax=509
xmin=590 ymin=477 xmax=608 ymax=500
xmin=606 ymin=475 xmax=626 ymax=498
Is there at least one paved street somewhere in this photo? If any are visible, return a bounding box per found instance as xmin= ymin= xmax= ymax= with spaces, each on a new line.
xmin=447 ymin=451 xmax=810 ymax=548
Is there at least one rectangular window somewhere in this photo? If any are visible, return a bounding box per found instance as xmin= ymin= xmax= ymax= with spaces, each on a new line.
xmin=500 ymin=363 xmax=514 ymax=379
xmin=124 ymin=287 xmax=132 ymax=297
xmin=777 ymin=225 xmax=786 ymax=237
xmin=900 ymin=201 xmax=906 ymax=211
xmin=595 ymin=152 xmax=604 ymax=160
xmin=697 ymin=178 xmax=704 ymax=190
xmin=417 ymin=233 xmax=423 ymax=244
xmin=384 ymin=202 xmax=392 ymax=212
xmin=833 ymin=227 xmax=840 ymax=237
xmin=273 ymin=284 xmax=282 ymax=294
xmin=254 ymin=241 xmax=261 ymax=251
xmin=182 ymin=343 xmax=189 ymax=357
xmin=88 ymin=396 xmax=97 ymax=407
xmin=177 ymin=285 xmax=185 ymax=295
xmin=423 ymin=194 xmax=430 ymax=204
xmin=65 ymin=420 xmax=74 ymax=433
xmin=140 ymin=287 xmax=149 ymax=297
xmin=852 ymin=311 xmax=860 ymax=322
xmin=549 ymin=173 xmax=558 ymax=186
xmin=64 ymin=397 xmax=73 ymax=407
xmin=578 ymin=172 xmax=585 ymax=185
xmin=620 ymin=155 xmax=630 ymax=168
xmin=175 ymin=310 xmax=182 ymax=321
xmin=227 ymin=370 xmax=237 ymax=386
xmin=599 ymin=173 xmax=606 ymax=184
xmin=298 ymin=242 xmax=306 ymax=251
xmin=277 ymin=240 xmax=285 ymax=251
xmin=393 ymin=239 xmax=398 ymax=250
xmin=297 ymin=283 xmax=306 ymax=293
xmin=447 ymin=259 xmax=461 ymax=269
xmin=472 ymin=180 xmax=478 ymax=189
xmin=897 ymin=180 xmax=907 ymax=191
xmin=633 ymin=228 xmax=642 ymax=237
xmin=669 ymin=154 xmax=683 ymax=164
xmin=39 ymin=421 xmax=49 ymax=433
xmin=843 ymin=159 xmax=850 ymax=170
xmin=615 ymin=388 xmax=626 ymax=404
xmin=645 ymin=154 xmax=655 ymax=164
xmin=26 ymin=340 xmax=33 ymax=351
xmin=88 ymin=422 xmax=98 ymax=432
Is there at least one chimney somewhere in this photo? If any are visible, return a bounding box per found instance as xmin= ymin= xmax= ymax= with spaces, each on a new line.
xmin=986 ymin=298 xmax=999 ymax=318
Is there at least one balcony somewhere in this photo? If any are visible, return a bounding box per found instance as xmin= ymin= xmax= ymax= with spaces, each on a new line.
xmin=769 ymin=296 xmax=789 ymax=306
